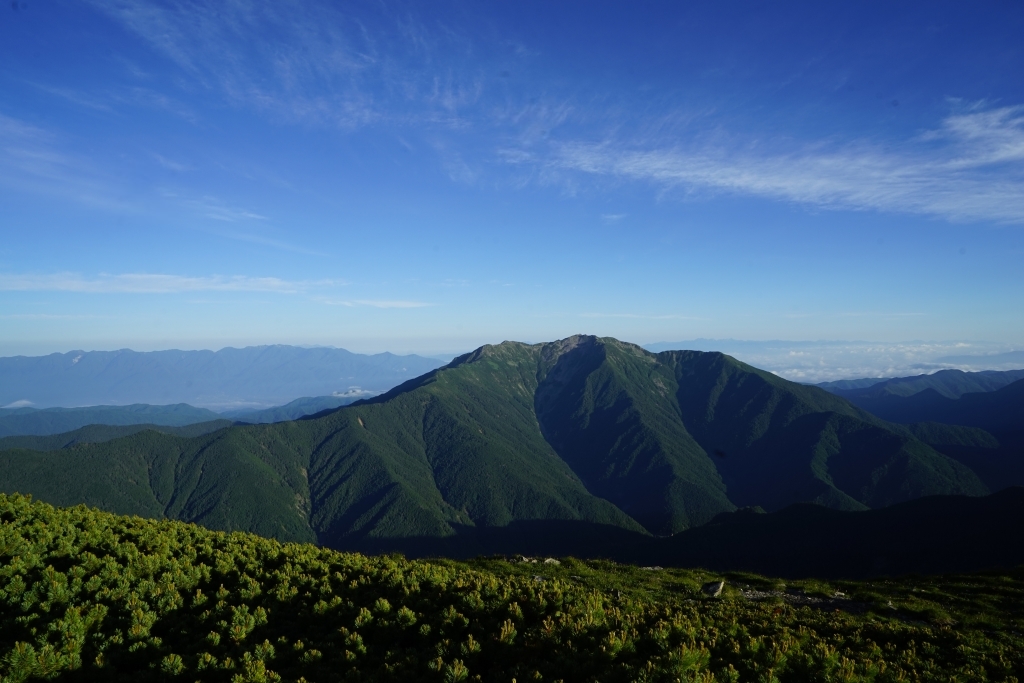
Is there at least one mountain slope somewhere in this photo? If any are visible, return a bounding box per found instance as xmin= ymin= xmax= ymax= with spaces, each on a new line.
xmin=659 ymin=349 xmax=985 ymax=512
xmin=822 ymin=368 xmax=1024 ymax=400
xmin=0 ymin=420 xmax=232 ymax=451
xmin=840 ymin=380 xmax=1024 ymax=491
xmin=227 ymin=394 xmax=366 ymax=423
xmin=843 ymin=378 xmax=1024 ymax=434
xmin=0 ymin=336 xmax=990 ymax=555
xmin=0 ymin=403 xmax=224 ymax=437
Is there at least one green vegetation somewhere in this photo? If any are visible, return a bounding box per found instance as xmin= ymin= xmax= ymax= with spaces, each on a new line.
xmin=821 ymin=368 xmax=1024 ymax=400
xmin=0 ymin=422 xmax=233 ymax=452
xmin=0 ymin=405 xmax=225 ymax=438
xmin=229 ymin=396 xmax=364 ymax=425
xmin=2 ymin=494 xmax=1023 ymax=682
xmin=0 ymin=336 xmax=1001 ymax=558
xmin=841 ymin=379 xmax=1024 ymax=437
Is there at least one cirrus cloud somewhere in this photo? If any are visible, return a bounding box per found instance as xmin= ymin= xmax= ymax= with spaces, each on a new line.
xmin=0 ymin=272 xmax=342 ymax=294
xmin=509 ymin=103 xmax=1024 ymax=225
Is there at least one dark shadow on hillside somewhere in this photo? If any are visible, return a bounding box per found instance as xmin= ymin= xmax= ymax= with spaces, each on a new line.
xmin=322 ymin=489 xmax=1024 ymax=581
xmin=322 ymin=519 xmax=652 ymax=561
xmin=637 ymin=487 xmax=1024 ymax=579
xmin=930 ymin=430 xmax=1024 ymax=490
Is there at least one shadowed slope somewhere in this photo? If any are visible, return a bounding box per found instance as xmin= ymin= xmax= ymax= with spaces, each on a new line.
xmin=823 ymin=368 xmax=1024 ymax=400
xmin=641 ymin=487 xmax=1024 ymax=579
xmin=661 ymin=349 xmax=986 ymax=511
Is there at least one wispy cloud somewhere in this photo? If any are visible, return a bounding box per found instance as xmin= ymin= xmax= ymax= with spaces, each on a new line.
xmin=83 ymin=1 xmax=384 ymax=127
xmin=29 ymin=84 xmax=114 ymax=112
xmin=507 ymin=103 xmax=1024 ymax=225
xmin=317 ymin=298 xmax=434 ymax=309
xmin=0 ymin=112 xmax=139 ymax=211
xmin=219 ymin=231 xmax=328 ymax=257
xmin=152 ymin=154 xmax=191 ymax=172
xmin=0 ymin=314 xmax=106 ymax=320
xmin=31 ymin=80 xmax=199 ymax=123
xmin=0 ymin=273 xmax=341 ymax=294
xmin=579 ymin=313 xmax=702 ymax=320
xmin=356 ymin=300 xmax=433 ymax=309
xmin=81 ymin=0 xmax=509 ymax=133
xmin=168 ymin=194 xmax=267 ymax=222
xmin=0 ymin=113 xmax=49 ymax=143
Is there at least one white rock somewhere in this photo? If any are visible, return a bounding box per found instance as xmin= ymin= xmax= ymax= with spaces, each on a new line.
xmin=702 ymin=581 xmax=725 ymax=597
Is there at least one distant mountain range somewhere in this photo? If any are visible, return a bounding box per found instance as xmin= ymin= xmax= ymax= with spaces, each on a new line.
xmin=0 ymin=420 xmax=232 ymax=452
xmin=820 ymin=374 xmax=1024 ymax=494
xmin=0 ymin=403 xmax=224 ymax=438
xmin=0 ymin=345 xmax=445 ymax=410
xmin=225 ymin=394 xmax=364 ymax=423
xmin=3 ymin=335 xmax=1014 ymax=561
xmin=841 ymin=379 xmax=1024 ymax=437
xmin=0 ymin=396 xmax=365 ymax=438
xmin=817 ymin=368 xmax=1024 ymax=399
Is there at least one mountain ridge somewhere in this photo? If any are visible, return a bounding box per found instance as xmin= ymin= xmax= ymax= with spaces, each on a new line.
xmin=0 ymin=335 xmax=998 ymax=557
xmin=821 ymin=368 xmax=1024 ymax=400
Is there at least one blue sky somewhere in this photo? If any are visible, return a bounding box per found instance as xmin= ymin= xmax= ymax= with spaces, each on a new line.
xmin=2 ymin=1 xmax=1023 ymax=363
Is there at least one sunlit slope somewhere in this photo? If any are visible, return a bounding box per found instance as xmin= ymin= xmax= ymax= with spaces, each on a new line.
xmin=304 ymin=340 xmax=645 ymax=548
xmin=0 ymin=427 xmax=316 ymax=543
xmin=5 ymin=493 xmax=1023 ymax=683
xmin=0 ymin=335 xmax=989 ymax=553
xmin=0 ymin=420 xmax=232 ymax=451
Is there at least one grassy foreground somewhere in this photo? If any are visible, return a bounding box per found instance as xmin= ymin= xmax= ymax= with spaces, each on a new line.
xmin=1 ymin=494 xmax=1022 ymax=682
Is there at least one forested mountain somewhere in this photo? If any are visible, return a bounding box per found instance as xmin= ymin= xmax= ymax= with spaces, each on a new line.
xmin=0 ymin=420 xmax=232 ymax=452
xmin=834 ymin=379 xmax=1024 ymax=492
xmin=0 ymin=396 xmax=368 ymax=438
xmin=0 ymin=345 xmax=444 ymax=409
xmin=0 ymin=336 xmax=999 ymax=557
xmin=227 ymin=395 xmax=365 ymax=424
xmin=0 ymin=403 xmax=223 ymax=437
xmin=819 ymin=368 xmax=1024 ymax=400
xmin=837 ymin=378 xmax=1024 ymax=435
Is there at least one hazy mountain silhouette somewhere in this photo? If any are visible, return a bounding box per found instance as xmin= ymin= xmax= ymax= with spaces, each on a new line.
xmin=0 ymin=345 xmax=444 ymax=410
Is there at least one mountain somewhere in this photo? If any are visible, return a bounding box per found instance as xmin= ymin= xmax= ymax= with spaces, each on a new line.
xmin=820 ymin=368 xmax=1024 ymax=400
xmin=824 ymin=379 xmax=1024 ymax=493
xmin=0 ymin=336 xmax=991 ymax=556
xmin=814 ymin=377 xmax=887 ymax=392
xmin=226 ymin=394 xmax=367 ymax=424
xmin=0 ymin=396 xmax=376 ymax=438
xmin=836 ymin=378 xmax=1024 ymax=435
xmin=0 ymin=345 xmax=445 ymax=410
xmin=0 ymin=403 xmax=224 ymax=437
xmin=0 ymin=420 xmax=232 ymax=451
